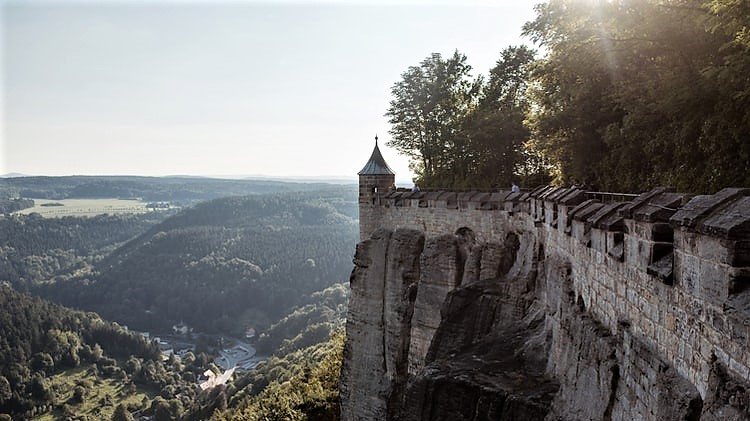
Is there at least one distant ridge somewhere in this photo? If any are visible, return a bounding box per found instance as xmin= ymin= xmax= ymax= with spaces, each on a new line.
xmin=1 ymin=173 xmax=356 ymax=184
xmin=163 ymin=175 xmax=212 ymax=179
xmin=242 ymin=175 xmax=356 ymax=184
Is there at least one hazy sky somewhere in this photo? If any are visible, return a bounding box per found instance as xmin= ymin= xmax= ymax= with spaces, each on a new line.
xmin=2 ymin=0 xmax=538 ymax=182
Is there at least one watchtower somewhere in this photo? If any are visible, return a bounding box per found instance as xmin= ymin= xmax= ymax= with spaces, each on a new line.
xmin=358 ymin=136 xmax=395 ymax=240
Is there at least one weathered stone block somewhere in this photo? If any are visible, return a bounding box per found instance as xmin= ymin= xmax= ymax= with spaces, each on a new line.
xmin=620 ymin=187 xmax=675 ymax=218
xmin=698 ymin=261 xmax=731 ymax=306
xmin=670 ymin=188 xmax=750 ymax=229
xmin=544 ymin=201 xmax=558 ymax=227
xmin=591 ymin=227 xmax=607 ymax=254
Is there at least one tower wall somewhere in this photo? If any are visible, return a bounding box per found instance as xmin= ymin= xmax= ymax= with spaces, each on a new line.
xmin=359 ymin=174 xmax=395 ymax=241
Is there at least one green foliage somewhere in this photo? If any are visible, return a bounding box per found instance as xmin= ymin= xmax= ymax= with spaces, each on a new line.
xmin=212 ymin=330 xmax=345 ymax=421
xmin=0 ymin=212 xmax=165 ymax=290
xmin=255 ymin=283 xmax=349 ymax=355
xmin=0 ymin=198 xmax=34 ymax=214
xmin=463 ymin=45 xmax=546 ymax=188
xmin=523 ymin=0 xmax=750 ymax=192
xmin=384 ymin=1 xmax=750 ymax=193
xmin=111 ymin=404 xmax=135 ymax=421
xmin=38 ymin=190 xmax=357 ymax=335
xmin=0 ymin=180 xmax=356 ymax=420
xmin=0 ymin=286 xmax=172 ymax=418
xmin=182 ymin=284 xmax=348 ymax=420
xmin=385 ymin=51 xmax=482 ymax=185
xmin=385 ymin=47 xmax=546 ymax=189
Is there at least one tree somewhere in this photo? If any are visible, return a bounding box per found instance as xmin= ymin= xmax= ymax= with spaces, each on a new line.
xmin=0 ymin=376 xmax=11 ymax=404
xmin=111 ymin=404 xmax=135 ymax=421
xmin=385 ymin=51 xmax=482 ymax=186
xmin=523 ymin=0 xmax=750 ymax=192
xmin=72 ymin=385 xmax=86 ymax=404
xmin=462 ymin=46 xmax=539 ymax=188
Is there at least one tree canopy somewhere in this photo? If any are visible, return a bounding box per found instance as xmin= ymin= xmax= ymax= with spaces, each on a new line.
xmin=385 ymin=51 xmax=482 ymax=186
xmin=386 ymin=0 xmax=750 ymax=193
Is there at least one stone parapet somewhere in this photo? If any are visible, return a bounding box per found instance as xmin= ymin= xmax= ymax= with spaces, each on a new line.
xmin=570 ymin=201 xmax=604 ymax=247
xmin=589 ymin=202 xmax=627 ymax=260
xmin=669 ymin=188 xmax=750 ymax=317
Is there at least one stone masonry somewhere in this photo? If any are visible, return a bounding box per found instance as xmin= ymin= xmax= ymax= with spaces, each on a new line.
xmin=344 ymin=185 xmax=750 ymax=420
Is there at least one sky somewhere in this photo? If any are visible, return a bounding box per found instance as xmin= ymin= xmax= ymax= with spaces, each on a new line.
xmin=1 ymin=0 xmax=539 ymax=183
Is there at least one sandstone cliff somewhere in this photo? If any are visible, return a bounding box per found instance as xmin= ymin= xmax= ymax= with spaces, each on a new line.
xmin=341 ymin=220 xmax=750 ymax=420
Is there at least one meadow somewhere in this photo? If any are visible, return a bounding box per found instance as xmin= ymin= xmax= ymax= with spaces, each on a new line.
xmin=32 ymin=365 xmax=153 ymax=421
xmin=17 ymin=199 xmax=156 ymax=218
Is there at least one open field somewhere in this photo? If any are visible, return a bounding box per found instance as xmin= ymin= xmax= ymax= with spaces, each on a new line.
xmin=15 ymin=198 xmax=156 ymax=218
xmin=32 ymin=365 xmax=154 ymax=421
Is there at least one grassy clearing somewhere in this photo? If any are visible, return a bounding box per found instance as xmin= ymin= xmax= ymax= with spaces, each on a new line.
xmin=32 ymin=365 xmax=155 ymax=421
xmin=16 ymin=198 xmax=153 ymax=218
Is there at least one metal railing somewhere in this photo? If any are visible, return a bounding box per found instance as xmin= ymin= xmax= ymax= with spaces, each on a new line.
xmin=583 ymin=191 xmax=640 ymax=204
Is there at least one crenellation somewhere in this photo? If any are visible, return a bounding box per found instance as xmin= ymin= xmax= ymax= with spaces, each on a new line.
xmin=571 ymin=201 xmax=604 ymax=246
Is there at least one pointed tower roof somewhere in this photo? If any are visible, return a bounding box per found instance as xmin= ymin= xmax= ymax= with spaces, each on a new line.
xmin=358 ymin=135 xmax=395 ymax=175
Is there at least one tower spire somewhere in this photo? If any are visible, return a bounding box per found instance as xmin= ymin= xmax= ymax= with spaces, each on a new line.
xmin=358 ymin=137 xmax=394 ymax=175
xmin=358 ymin=134 xmax=396 ymax=240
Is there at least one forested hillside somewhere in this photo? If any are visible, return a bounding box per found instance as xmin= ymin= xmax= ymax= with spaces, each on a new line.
xmin=387 ymin=0 xmax=750 ymax=193
xmin=0 ymin=273 xmax=350 ymax=421
xmin=0 ymin=176 xmax=344 ymax=203
xmin=0 ymin=213 xmax=167 ymax=291
xmin=186 ymin=283 xmax=349 ymax=420
xmin=36 ymin=188 xmax=358 ymax=336
xmin=0 ymin=185 xmax=357 ymax=420
xmin=0 ymin=285 xmax=215 ymax=420
xmin=210 ymin=331 xmax=345 ymax=421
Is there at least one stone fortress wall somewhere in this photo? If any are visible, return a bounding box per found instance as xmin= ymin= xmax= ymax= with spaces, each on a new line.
xmin=358 ymin=185 xmax=750 ymax=417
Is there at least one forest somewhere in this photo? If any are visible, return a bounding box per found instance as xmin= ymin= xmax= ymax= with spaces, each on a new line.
xmin=35 ymin=189 xmax=357 ymax=335
xmin=0 ymin=213 xmax=167 ymax=291
xmin=0 ymin=285 xmax=200 ymax=419
xmin=0 ymin=181 xmax=357 ymax=420
xmin=0 ymin=185 xmax=357 ymax=335
xmin=0 ymin=282 xmax=348 ymax=420
xmin=0 ymin=176 xmax=342 ymax=204
xmin=387 ymin=0 xmax=750 ymax=193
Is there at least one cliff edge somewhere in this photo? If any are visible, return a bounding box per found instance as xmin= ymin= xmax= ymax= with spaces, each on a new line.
xmin=341 ymin=215 xmax=750 ymax=420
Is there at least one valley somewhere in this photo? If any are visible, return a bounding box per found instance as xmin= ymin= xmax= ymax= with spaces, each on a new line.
xmin=0 ymin=176 xmax=357 ymax=420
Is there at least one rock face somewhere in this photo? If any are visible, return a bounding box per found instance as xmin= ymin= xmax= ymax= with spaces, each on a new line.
xmin=341 ymin=223 xmax=750 ymax=421
xmin=341 ymin=227 xmax=552 ymax=421
xmin=397 ymin=280 xmax=558 ymax=421
xmin=407 ymin=233 xmax=464 ymax=375
xmin=340 ymin=228 xmax=424 ymax=421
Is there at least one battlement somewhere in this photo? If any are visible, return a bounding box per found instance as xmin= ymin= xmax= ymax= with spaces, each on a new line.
xmin=359 ymin=184 xmax=750 ymax=398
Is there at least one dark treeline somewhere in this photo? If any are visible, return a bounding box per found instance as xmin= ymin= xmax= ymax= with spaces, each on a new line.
xmin=0 ymin=213 xmax=166 ymax=291
xmin=0 ymin=286 xmax=224 ymax=420
xmin=387 ymin=0 xmax=750 ymax=193
xmin=0 ymin=198 xmax=34 ymax=214
xmin=0 ymin=175 xmax=347 ymax=203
